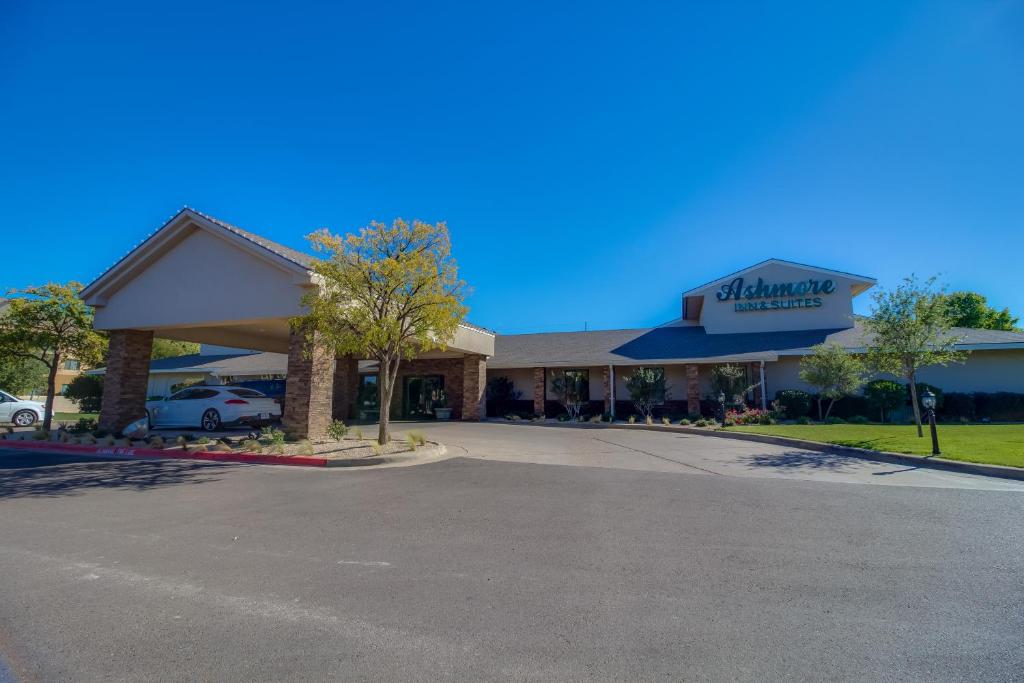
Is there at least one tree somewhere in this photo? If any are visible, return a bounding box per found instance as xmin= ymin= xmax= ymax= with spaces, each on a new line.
xmin=864 ymin=379 xmax=904 ymax=423
xmin=64 ymin=374 xmax=104 ymax=413
xmin=940 ymin=291 xmax=1018 ymax=331
xmin=486 ymin=376 xmax=522 ymax=417
xmin=151 ymin=338 xmax=200 ymax=359
xmin=864 ymin=275 xmax=966 ymax=437
xmin=798 ymin=343 xmax=866 ymax=420
xmin=0 ymin=355 xmax=48 ymax=395
xmin=297 ymin=219 xmax=467 ymax=444
xmin=0 ymin=283 xmax=106 ymax=430
xmin=624 ymin=367 xmax=668 ymax=420
xmin=549 ymin=369 xmax=588 ymax=421
xmin=709 ymin=364 xmax=758 ymax=405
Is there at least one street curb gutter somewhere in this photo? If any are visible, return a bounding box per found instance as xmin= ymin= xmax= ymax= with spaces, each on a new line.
xmin=606 ymin=423 xmax=1024 ymax=482
xmin=0 ymin=439 xmax=446 ymax=469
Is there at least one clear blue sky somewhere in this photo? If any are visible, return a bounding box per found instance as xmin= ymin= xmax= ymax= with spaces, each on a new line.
xmin=2 ymin=0 xmax=1022 ymax=334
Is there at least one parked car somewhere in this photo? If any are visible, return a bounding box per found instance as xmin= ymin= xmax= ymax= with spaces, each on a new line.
xmin=0 ymin=390 xmax=50 ymax=427
xmin=228 ymin=379 xmax=286 ymax=412
xmin=146 ymin=386 xmax=281 ymax=431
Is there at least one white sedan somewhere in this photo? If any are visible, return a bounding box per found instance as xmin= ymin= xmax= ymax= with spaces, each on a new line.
xmin=0 ymin=390 xmax=50 ymax=427
xmin=147 ymin=386 xmax=282 ymax=431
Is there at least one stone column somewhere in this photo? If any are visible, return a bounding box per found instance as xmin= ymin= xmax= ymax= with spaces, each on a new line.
xmin=98 ymin=329 xmax=154 ymax=434
xmin=332 ymin=354 xmax=359 ymax=421
xmin=461 ymin=355 xmax=486 ymax=421
xmin=532 ymin=367 xmax=546 ymax=417
xmin=283 ymin=328 xmax=335 ymax=440
xmin=686 ymin=364 xmax=701 ymax=417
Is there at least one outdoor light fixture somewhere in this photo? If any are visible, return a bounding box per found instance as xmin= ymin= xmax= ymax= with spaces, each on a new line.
xmin=718 ymin=391 xmax=727 ymax=423
xmin=921 ymin=389 xmax=940 ymax=455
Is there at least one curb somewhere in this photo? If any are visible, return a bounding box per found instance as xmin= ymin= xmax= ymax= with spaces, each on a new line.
xmin=605 ymin=423 xmax=1024 ymax=481
xmin=0 ymin=439 xmax=443 ymax=469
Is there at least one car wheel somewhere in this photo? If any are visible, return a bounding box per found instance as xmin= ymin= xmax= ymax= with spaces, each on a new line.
xmin=201 ymin=409 xmax=221 ymax=432
xmin=12 ymin=410 xmax=37 ymax=427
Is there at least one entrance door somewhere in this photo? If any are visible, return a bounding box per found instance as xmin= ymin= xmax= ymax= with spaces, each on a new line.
xmin=403 ymin=375 xmax=444 ymax=418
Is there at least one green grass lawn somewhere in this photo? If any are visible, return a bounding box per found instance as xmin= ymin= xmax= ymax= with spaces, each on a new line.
xmin=726 ymin=424 xmax=1024 ymax=469
xmin=54 ymin=412 xmax=98 ymax=423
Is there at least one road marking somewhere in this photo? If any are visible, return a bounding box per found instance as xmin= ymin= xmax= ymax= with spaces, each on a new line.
xmin=337 ymin=560 xmax=391 ymax=567
xmin=590 ymin=436 xmax=724 ymax=475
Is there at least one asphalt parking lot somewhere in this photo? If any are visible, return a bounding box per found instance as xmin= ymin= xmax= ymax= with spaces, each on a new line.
xmin=1 ymin=424 xmax=1022 ymax=681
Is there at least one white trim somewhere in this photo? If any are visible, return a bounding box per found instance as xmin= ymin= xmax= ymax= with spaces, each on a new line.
xmin=681 ymin=259 xmax=877 ymax=298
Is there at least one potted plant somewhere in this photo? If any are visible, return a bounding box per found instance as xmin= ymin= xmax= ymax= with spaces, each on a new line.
xmin=433 ymin=389 xmax=452 ymax=420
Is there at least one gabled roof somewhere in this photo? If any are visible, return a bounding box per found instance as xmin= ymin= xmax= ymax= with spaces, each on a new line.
xmin=681 ymin=259 xmax=877 ymax=298
xmin=81 ymin=208 xmax=314 ymax=303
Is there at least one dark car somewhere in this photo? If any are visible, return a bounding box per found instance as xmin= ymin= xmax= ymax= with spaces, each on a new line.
xmin=228 ymin=379 xmax=286 ymax=415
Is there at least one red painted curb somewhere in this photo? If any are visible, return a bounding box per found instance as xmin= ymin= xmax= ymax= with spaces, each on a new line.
xmin=0 ymin=438 xmax=329 ymax=467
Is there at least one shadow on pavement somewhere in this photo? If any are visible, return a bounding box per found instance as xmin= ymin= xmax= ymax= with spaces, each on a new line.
xmin=739 ymin=449 xmax=860 ymax=472
xmin=0 ymin=451 xmax=234 ymax=500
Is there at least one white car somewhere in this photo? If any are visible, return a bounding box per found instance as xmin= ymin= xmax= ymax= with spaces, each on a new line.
xmin=0 ymin=390 xmax=50 ymax=427
xmin=147 ymin=386 xmax=282 ymax=431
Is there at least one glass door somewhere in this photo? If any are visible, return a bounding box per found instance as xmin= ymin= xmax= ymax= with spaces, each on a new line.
xmin=403 ymin=375 xmax=444 ymax=418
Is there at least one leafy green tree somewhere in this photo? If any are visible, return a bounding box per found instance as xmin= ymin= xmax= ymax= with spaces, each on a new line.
xmin=296 ymin=219 xmax=467 ymax=444
xmin=0 ymin=355 xmax=48 ymax=395
xmin=940 ymin=291 xmax=1018 ymax=331
xmin=151 ymin=338 xmax=200 ymax=359
xmin=864 ymin=275 xmax=966 ymax=436
xmin=0 ymin=282 xmax=106 ymax=430
xmin=624 ymin=367 xmax=668 ymax=420
xmin=709 ymin=364 xmax=758 ymax=405
xmin=550 ymin=370 xmax=588 ymax=421
xmin=799 ymin=343 xmax=866 ymax=420
xmin=64 ymin=374 xmax=104 ymax=413
xmin=863 ymin=379 xmax=904 ymax=423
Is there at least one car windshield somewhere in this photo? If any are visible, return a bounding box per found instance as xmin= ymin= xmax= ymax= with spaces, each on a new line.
xmin=228 ymin=388 xmax=265 ymax=398
xmin=0 ymin=391 xmax=15 ymax=402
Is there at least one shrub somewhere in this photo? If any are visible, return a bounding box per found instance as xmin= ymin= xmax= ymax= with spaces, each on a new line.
xmin=408 ymin=431 xmax=426 ymax=446
xmin=556 ymin=413 xmax=570 ymax=422
xmin=725 ymin=408 xmax=774 ymax=426
xmin=864 ymin=379 xmax=904 ymax=423
xmin=327 ymin=420 xmax=349 ymax=441
xmin=148 ymin=435 xmax=165 ymax=448
xmin=260 ymin=426 xmax=286 ymax=446
xmin=486 ymin=376 xmax=522 ymax=417
xmin=63 ymin=374 xmax=103 ymax=413
xmin=405 ymin=433 xmax=418 ymax=450
xmin=645 ymin=415 xmax=654 ymax=425
xmin=589 ymin=414 xmax=603 ymax=423
xmin=775 ymin=390 xmax=813 ymax=419
xmin=31 ymin=429 xmax=49 ymax=440
xmin=196 ymin=436 xmax=211 ymax=445
xmin=69 ymin=417 xmax=97 ymax=434
xmin=678 ymin=418 xmax=691 ymax=425
xmin=625 ymin=367 xmax=669 ymax=421
xmin=627 ymin=415 xmax=637 ymax=424
xmin=848 ymin=415 xmax=869 ymax=424
xmin=824 ymin=416 xmax=847 ymax=424
xmin=241 ymin=439 xmax=262 ymax=453
xmin=354 ymin=427 xmax=364 ymax=440
xmin=661 ymin=416 xmax=671 ymax=425
xmin=297 ymin=439 xmax=314 ymax=455
xmin=795 ymin=416 xmax=812 ymax=425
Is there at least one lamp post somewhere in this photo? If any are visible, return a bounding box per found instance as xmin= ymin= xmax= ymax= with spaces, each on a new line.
xmin=718 ymin=391 xmax=726 ymax=424
xmin=921 ymin=389 xmax=940 ymax=455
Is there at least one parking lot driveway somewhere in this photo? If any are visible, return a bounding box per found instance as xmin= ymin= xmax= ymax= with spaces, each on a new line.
xmin=396 ymin=421 xmax=1024 ymax=491
xmin=1 ymin=446 xmax=1023 ymax=681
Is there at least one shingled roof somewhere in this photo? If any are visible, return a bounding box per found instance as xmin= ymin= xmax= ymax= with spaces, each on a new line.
xmin=488 ymin=322 xmax=1024 ymax=368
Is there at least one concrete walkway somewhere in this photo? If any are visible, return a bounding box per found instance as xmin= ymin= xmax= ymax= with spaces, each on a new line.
xmin=391 ymin=420 xmax=1024 ymax=491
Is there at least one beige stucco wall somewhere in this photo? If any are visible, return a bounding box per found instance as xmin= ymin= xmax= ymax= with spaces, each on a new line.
xmin=695 ymin=262 xmax=862 ymax=335
xmin=485 ymin=367 xmax=534 ymax=402
xmin=92 ymin=227 xmax=308 ymax=331
xmin=766 ymin=349 xmax=1024 ymax=398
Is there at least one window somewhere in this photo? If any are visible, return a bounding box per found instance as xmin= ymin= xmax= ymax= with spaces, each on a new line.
xmin=63 ymin=359 xmax=80 ymax=371
xmin=61 ymin=384 xmax=70 ymax=394
xmin=227 ymin=388 xmax=264 ymax=398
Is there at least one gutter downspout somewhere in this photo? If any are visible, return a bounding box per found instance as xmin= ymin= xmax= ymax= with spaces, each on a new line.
xmin=759 ymin=360 xmax=767 ymax=411
xmin=609 ymin=365 xmax=616 ymax=418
